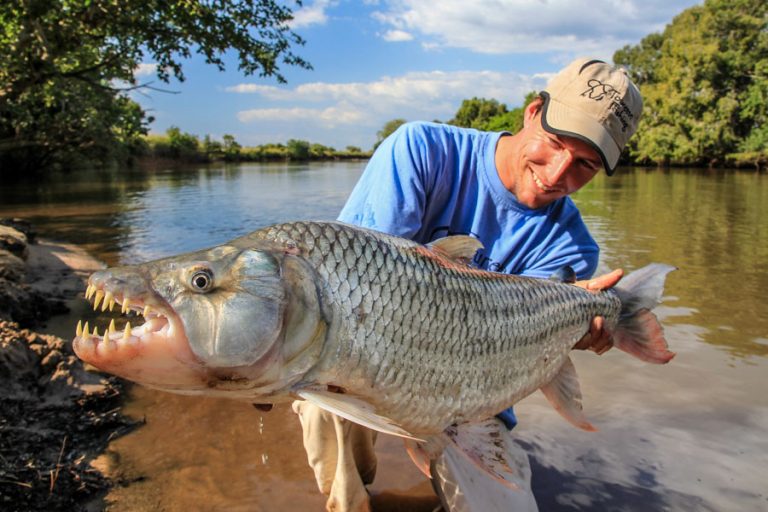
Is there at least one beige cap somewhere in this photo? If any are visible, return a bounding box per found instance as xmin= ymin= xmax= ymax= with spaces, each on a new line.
xmin=541 ymin=58 xmax=643 ymax=175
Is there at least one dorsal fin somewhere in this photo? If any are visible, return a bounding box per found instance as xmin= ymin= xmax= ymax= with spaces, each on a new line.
xmin=428 ymin=235 xmax=484 ymax=264
xmin=549 ymin=265 xmax=577 ymax=283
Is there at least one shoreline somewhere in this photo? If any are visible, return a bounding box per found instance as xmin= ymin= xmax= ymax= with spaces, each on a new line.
xmin=0 ymin=222 xmax=135 ymax=511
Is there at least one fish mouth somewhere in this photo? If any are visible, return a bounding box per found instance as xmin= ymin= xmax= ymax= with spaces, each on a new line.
xmin=72 ymin=272 xmax=205 ymax=390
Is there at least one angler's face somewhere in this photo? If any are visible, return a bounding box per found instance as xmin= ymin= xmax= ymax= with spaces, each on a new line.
xmin=507 ymin=100 xmax=602 ymax=209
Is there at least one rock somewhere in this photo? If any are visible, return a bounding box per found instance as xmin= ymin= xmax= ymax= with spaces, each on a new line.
xmin=0 ymin=249 xmax=25 ymax=282
xmin=0 ymin=217 xmax=36 ymax=243
xmin=0 ymin=276 xmax=65 ymax=326
xmin=0 ymin=225 xmax=28 ymax=260
xmin=0 ymin=322 xmax=41 ymax=398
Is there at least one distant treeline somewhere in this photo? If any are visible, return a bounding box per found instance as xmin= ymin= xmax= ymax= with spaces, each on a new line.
xmin=140 ymin=127 xmax=371 ymax=163
xmin=1 ymin=0 xmax=765 ymax=174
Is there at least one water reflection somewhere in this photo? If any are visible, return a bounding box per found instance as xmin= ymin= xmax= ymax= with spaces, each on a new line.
xmin=578 ymin=168 xmax=768 ymax=357
xmin=2 ymin=163 xmax=767 ymax=511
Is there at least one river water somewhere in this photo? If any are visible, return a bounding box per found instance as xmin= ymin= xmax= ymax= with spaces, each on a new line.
xmin=1 ymin=162 xmax=767 ymax=511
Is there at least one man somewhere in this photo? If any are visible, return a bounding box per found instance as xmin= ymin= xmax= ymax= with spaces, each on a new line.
xmin=293 ymin=57 xmax=643 ymax=511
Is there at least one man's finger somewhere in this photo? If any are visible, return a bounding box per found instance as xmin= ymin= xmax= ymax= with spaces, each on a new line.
xmin=580 ymin=268 xmax=624 ymax=292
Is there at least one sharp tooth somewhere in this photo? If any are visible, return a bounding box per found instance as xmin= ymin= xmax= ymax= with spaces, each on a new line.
xmin=93 ymin=290 xmax=104 ymax=311
xmin=143 ymin=305 xmax=151 ymax=318
xmin=109 ymin=319 xmax=116 ymax=335
xmin=94 ymin=326 xmax=99 ymax=338
xmin=76 ymin=320 xmax=83 ymax=337
xmin=83 ymin=321 xmax=90 ymax=338
xmin=122 ymin=298 xmax=130 ymax=314
xmin=85 ymin=285 xmax=94 ymax=300
xmin=102 ymin=292 xmax=113 ymax=312
xmin=123 ymin=321 xmax=131 ymax=342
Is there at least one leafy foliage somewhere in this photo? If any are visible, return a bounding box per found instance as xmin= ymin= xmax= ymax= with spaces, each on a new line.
xmin=448 ymin=98 xmax=508 ymax=129
xmin=447 ymin=92 xmax=537 ymax=133
xmin=287 ymin=139 xmax=310 ymax=160
xmin=374 ymin=118 xmax=407 ymax=150
xmin=0 ymin=0 xmax=309 ymax=173
xmin=614 ymin=0 xmax=768 ymax=166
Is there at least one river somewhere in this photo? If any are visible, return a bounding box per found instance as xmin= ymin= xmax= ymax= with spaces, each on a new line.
xmin=1 ymin=162 xmax=766 ymax=511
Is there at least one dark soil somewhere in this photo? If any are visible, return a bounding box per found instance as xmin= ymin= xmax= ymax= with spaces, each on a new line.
xmin=0 ymin=219 xmax=135 ymax=511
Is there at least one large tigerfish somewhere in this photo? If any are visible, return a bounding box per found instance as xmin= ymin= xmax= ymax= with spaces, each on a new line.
xmin=72 ymin=221 xmax=675 ymax=485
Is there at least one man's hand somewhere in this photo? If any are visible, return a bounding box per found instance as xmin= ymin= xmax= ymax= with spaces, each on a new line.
xmin=572 ymin=269 xmax=624 ymax=355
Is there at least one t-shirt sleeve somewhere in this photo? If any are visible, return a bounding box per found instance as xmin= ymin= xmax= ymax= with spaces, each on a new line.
xmin=338 ymin=123 xmax=433 ymax=238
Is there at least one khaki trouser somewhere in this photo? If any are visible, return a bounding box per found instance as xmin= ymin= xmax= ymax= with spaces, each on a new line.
xmin=292 ymin=401 xmax=538 ymax=512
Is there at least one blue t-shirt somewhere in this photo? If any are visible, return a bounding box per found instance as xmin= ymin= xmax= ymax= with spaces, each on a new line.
xmin=338 ymin=121 xmax=599 ymax=280
xmin=337 ymin=122 xmax=599 ymax=430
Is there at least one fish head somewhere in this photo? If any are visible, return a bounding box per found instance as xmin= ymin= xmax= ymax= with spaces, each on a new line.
xmin=73 ymin=239 xmax=326 ymax=400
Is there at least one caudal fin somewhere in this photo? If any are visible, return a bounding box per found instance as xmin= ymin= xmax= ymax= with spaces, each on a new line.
xmin=612 ymin=264 xmax=677 ymax=364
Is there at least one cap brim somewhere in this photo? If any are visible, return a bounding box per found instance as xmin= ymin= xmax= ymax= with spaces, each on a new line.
xmin=540 ymin=92 xmax=621 ymax=175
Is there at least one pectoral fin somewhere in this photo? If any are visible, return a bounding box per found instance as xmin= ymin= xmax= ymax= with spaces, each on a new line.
xmin=540 ymin=356 xmax=597 ymax=431
xmin=297 ymin=389 xmax=423 ymax=441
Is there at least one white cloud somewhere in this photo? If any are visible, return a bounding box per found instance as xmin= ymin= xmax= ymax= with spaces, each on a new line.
xmin=225 ymin=84 xmax=277 ymax=94
xmin=382 ymin=29 xmax=413 ymax=42
xmin=231 ymin=70 xmax=547 ymax=132
xmin=134 ymin=63 xmax=158 ymax=77
xmin=290 ymin=0 xmax=335 ymax=28
xmin=371 ymin=0 xmax=701 ymax=54
xmin=237 ymin=105 xmax=366 ymax=127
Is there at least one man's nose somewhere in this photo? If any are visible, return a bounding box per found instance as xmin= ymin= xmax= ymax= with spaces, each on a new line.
xmin=544 ymin=148 xmax=574 ymax=184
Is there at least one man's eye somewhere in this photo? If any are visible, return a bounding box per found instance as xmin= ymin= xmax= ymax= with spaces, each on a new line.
xmin=547 ymin=137 xmax=562 ymax=148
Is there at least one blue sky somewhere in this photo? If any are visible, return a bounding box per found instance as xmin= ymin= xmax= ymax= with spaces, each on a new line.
xmin=133 ymin=0 xmax=702 ymax=150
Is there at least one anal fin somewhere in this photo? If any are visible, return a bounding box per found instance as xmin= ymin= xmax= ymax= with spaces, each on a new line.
xmin=540 ymin=356 xmax=597 ymax=431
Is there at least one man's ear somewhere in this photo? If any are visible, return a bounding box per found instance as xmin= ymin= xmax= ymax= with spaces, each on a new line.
xmin=522 ymin=97 xmax=544 ymax=128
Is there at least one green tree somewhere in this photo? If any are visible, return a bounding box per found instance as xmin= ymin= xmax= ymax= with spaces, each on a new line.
xmin=203 ymin=135 xmax=223 ymax=160
xmin=309 ymin=143 xmax=334 ymax=158
xmin=222 ymin=134 xmax=241 ymax=161
xmin=287 ymin=139 xmax=310 ymax=160
xmin=484 ymin=91 xmax=539 ymax=133
xmin=166 ymin=126 xmax=200 ymax=160
xmin=448 ymin=98 xmax=508 ymax=129
xmin=0 ymin=0 xmax=309 ymax=173
xmin=374 ymin=118 xmax=406 ymax=150
xmin=614 ymin=0 xmax=768 ymax=166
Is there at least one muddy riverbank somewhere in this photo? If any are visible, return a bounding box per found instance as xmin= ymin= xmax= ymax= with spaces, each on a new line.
xmin=0 ymin=220 xmax=135 ymax=511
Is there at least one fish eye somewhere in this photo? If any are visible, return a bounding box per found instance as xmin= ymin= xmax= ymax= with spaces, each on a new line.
xmin=190 ymin=269 xmax=214 ymax=293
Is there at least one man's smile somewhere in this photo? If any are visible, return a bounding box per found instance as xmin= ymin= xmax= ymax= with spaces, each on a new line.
xmin=530 ymin=169 xmax=559 ymax=194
